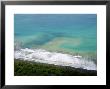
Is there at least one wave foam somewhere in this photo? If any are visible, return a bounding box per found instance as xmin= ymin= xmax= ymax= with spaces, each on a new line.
xmin=14 ymin=48 xmax=97 ymax=70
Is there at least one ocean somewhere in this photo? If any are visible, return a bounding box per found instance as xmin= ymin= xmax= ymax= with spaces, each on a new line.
xmin=14 ymin=14 xmax=97 ymax=70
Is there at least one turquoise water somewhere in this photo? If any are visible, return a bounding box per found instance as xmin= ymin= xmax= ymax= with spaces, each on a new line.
xmin=14 ymin=14 xmax=97 ymax=63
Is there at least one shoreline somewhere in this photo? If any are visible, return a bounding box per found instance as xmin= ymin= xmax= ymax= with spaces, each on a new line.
xmin=14 ymin=48 xmax=97 ymax=70
xmin=14 ymin=59 xmax=97 ymax=76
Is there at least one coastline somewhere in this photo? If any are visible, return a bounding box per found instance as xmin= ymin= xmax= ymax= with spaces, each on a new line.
xmin=14 ymin=14 xmax=97 ymax=76
xmin=14 ymin=48 xmax=97 ymax=70
xmin=14 ymin=59 xmax=97 ymax=76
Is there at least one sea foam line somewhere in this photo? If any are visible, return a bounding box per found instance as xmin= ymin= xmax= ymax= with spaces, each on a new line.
xmin=14 ymin=48 xmax=97 ymax=70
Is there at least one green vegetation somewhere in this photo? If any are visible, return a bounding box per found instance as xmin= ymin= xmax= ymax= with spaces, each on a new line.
xmin=14 ymin=59 xmax=97 ymax=76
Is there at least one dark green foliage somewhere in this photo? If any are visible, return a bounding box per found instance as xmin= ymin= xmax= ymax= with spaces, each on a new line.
xmin=14 ymin=59 xmax=97 ymax=76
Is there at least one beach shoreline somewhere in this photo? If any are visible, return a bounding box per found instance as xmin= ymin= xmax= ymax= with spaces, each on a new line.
xmin=14 ymin=48 xmax=97 ymax=70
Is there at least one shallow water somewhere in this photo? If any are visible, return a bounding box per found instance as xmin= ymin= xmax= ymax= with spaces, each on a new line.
xmin=14 ymin=14 xmax=97 ymax=70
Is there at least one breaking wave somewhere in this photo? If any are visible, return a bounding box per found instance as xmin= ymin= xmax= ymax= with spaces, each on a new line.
xmin=14 ymin=48 xmax=97 ymax=70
